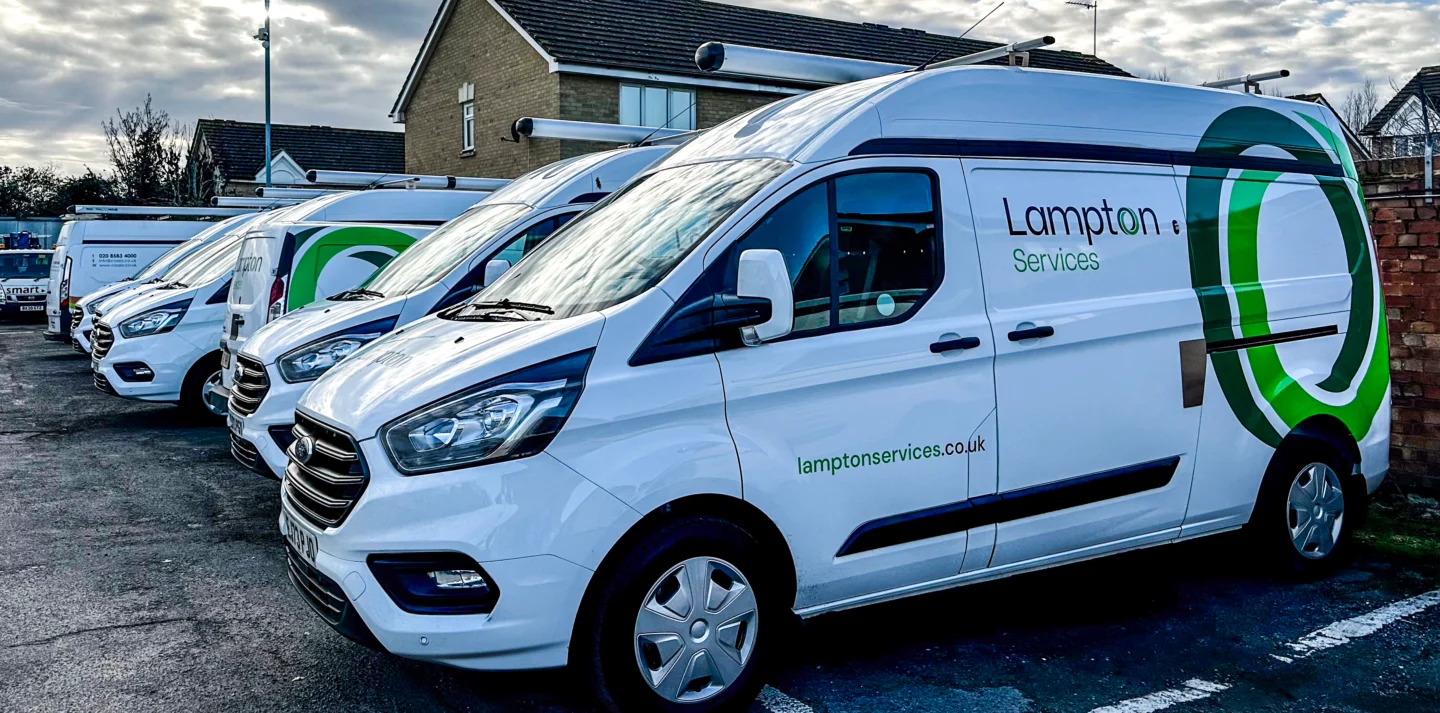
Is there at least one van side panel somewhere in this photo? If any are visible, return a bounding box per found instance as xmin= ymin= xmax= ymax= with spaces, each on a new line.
xmin=285 ymin=226 xmax=424 ymax=310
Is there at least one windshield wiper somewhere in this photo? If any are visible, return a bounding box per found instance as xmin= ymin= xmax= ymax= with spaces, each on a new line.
xmin=162 ymin=281 xmax=189 ymax=290
xmin=465 ymin=299 xmax=553 ymax=315
xmin=332 ymin=288 xmax=385 ymax=301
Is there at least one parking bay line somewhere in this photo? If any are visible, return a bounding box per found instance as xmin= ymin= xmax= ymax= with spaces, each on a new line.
xmin=1278 ymin=587 xmax=1440 ymax=661
xmin=1086 ymin=680 xmax=1231 ymax=713
xmin=759 ymin=685 xmax=815 ymax=713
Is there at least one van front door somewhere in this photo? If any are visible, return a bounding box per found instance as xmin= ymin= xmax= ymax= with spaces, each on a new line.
xmin=714 ymin=160 xmax=996 ymax=610
xmin=965 ymin=159 xmax=1202 ymax=567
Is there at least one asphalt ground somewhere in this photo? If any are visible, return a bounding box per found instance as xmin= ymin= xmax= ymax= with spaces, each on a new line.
xmin=2 ymin=317 xmax=1439 ymax=713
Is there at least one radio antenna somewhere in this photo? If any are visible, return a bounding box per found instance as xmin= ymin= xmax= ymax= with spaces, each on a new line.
xmin=918 ymin=2 xmax=1004 ymax=72
xmin=1066 ymin=0 xmax=1097 ymax=56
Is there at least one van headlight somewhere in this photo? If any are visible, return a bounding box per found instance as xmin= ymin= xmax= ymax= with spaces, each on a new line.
xmin=277 ymin=316 xmax=398 ymax=383
xmin=382 ymin=350 xmax=593 ymax=475
xmin=119 ymin=299 xmax=191 ymax=338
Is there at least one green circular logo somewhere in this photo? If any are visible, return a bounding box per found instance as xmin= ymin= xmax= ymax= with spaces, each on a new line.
xmin=1184 ymin=107 xmax=1388 ymax=447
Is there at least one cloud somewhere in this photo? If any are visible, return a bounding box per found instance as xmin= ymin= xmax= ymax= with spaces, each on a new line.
xmin=0 ymin=0 xmax=1436 ymax=173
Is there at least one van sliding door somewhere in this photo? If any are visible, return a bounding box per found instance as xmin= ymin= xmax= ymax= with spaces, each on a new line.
xmin=963 ymin=158 xmax=1203 ymax=568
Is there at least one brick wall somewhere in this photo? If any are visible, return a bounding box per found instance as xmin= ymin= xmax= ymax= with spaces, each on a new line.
xmin=404 ymin=0 xmax=561 ymax=179
xmin=1363 ymin=158 xmax=1440 ymax=492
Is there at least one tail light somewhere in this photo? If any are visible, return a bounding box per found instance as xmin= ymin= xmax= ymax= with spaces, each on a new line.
xmin=266 ymin=276 xmax=286 ymax=323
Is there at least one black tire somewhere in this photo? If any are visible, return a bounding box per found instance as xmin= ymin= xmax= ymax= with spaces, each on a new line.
xmin=179 ymin=352 xmax=226 ymax=422
xmin=575 ymin=516 xmax=779 ymax=713
xmin=1249 ymin=438 xmax=1362 ymax=576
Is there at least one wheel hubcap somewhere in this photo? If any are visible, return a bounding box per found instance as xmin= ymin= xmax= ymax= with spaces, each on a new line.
xmin=202 ymin=371 xmax=228 ymax=417
xmin=1287 ymin=462 xmax=1344 ymax=560
xmin=634 ymin=556 xmax=757 ymax=704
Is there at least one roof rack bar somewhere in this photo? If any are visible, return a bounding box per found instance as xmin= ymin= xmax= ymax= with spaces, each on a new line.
xmin=256 ymin=187 xmax=347 ymax=199
xmin=695 ymin=36 xmax=1056 ymax=85
xmin=68 ymin=205 xmax=254 ymax=218
xmin=929 ymin=36 xmax=1056 ymax=69
xmin=513 ymin=117 xmax=688 ymax=144
xmin=695 ymin=42 xmax=909 ymax=85
xmin=1202 ymin=70 xmax=1290 ymax=94
xmin=212 ymin=197 xmax=305 ymax=209
xmin=306 ymin=170 xmax=509 ymax=192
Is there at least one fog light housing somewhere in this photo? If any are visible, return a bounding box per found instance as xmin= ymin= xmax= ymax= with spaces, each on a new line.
xmin=367 ymin=553 xmax=499 ymax=615
xmin=115 ymin=362 xmax=155 ymax=382
xmin=269 ymin=425 xmax=297 ymax=453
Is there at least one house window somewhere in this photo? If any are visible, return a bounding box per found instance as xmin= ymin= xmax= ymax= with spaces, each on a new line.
xmin=620 ymin=84 xmax=696 ymax=130
xmin=461 ymin=101 xmax=475 ymax=152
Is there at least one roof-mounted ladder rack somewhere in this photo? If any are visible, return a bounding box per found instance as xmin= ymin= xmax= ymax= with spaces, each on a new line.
xmin=1201 ymin=70 xmax=1291 ymax=94
xmin=305 ymin=170 xmax=509 ymax=192
xmin=511 ymin=118 xmax=691 ymax=145
xmin=694 ymin=36 xmax=1055 ymax=86
xmin=67 ymin=205 xmax=255 ymax=218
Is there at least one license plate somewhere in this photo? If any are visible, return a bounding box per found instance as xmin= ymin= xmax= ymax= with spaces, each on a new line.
xmin=228 ymin=414 xmax=243 ymax=436
xmin=20 ymin=305 xmax=42 ymax=312
xmin=284 ymin=512 xmax=319 ymax=567
xmin=220 ymin=348 xmax=230 ymax=370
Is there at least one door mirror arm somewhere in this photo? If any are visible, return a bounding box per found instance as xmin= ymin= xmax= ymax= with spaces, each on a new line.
xmin=734 ymin=249 xmax=792 ymax=344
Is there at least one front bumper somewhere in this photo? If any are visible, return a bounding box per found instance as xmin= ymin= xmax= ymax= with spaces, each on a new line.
xmin=93 ymin=333 xmax=201 ymax=403
xmin=277 ymin=432 xmax=641 ymax=670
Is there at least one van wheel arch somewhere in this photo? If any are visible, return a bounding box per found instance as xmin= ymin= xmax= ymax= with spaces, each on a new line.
xmin=569 ymin=494 xmax=799 ymax=661
xmin=179 ymin=350 xmax=225 ymax=419
xmin=1283 ymin=415 xmax=1363 ymax=484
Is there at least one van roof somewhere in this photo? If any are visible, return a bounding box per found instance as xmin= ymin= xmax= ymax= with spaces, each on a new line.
xmin=479 ymin=145 xmax=673 ymax=209
xmin=660 ymin=65 xmax=1350 ymax=171
xmin=269 ymin=188 xmax=486 ymax=225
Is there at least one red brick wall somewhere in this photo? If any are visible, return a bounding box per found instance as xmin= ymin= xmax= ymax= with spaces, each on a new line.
xmin=1366 ymin=165 xmax=1440 ymax=492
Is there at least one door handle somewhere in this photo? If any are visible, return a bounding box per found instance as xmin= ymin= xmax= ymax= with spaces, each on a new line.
xmin=930 ymin=337 xmax=981 ymax=353
xmin=1008 ymin=325 xmax=1055 ymax=342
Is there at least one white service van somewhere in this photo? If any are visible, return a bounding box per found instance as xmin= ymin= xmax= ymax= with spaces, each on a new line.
xmin=226 ymin=147 xmax=671 ymax=478
xmin=280 ymin=67 xmax=1388 ymax=712
xmin=72 ymin=214 xmax=260 ymax=353
xmin=90 ymin=209 xmax=299 ymax=416
xmin=0 ymin=250 xmax=53 ymax=318
xmin=218 ymin=189 xmax=487 ymax=398
xmin=45 ymin=218 xmax=217 ymax=342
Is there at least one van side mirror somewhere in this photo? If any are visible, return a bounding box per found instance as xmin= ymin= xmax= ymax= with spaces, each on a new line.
xmin=735 ymin=249 xmax=792 ymax=344
xmin=482 ymin=259 xmax=511 ymax=287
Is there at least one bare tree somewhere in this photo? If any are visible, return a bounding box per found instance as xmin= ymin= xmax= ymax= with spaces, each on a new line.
xmin=1146 ymin=67 xmax=1171 ymax=83
xmin=1341 ymin=79 xmax=1380 ymax=132
xmin=102 ymin=95 xmax=198 ymax=206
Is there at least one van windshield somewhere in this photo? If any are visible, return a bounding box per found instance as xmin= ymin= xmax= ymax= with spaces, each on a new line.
xmin=470 ymin=159 xmax=789 ymax=319
xmin=0 ymin=253 xmax=51 ymax=278
xmin=162 ymin=235 xmax=244 ymax=287
xmin=360 ymin=202 xmax=531 ymax=298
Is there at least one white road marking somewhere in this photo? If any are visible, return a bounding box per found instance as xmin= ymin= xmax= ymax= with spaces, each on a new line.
xmin=1283 ymin=589 xmax=1440 ymax=659
xmin=759 ymin=685 xmax=814 ymax=713
xmin=1087 ymin=680 xmax=1231 ymax=713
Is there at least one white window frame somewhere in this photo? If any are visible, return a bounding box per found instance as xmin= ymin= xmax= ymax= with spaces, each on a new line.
xmin=619 ymin=84 xmax=696 ymax=131
xmin=461 ymin=101 xmax=475 ymax=152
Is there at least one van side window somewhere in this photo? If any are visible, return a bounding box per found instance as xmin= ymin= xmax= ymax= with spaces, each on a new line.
xmin=431 ymin=214 xmax=576 ymax=314
xmin=727 ymin=170 xmax=939 ymax=336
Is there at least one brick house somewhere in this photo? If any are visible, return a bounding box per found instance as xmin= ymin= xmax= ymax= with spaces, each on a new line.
xmin=1360 ymin=66 xmax=1439 ymax=160
xmin=391 ymin=0 xmax=1130 ymax=179
xmin=187 ymin=120 xmax=406 ymax=198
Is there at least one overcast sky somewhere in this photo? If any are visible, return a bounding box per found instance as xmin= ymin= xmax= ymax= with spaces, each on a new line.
xmin=2 ymin=0 xmax=1437 ymax=173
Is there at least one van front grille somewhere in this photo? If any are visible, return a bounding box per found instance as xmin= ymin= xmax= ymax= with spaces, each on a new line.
xmin=70 ymin=310 xmax=82 ymax=333
xmin=228 ymin=355 xmax=270 ymax=417
xmin=286 ymin=542 xmax=346 ymax=625
xmin=284 ymin=413 xmax=368 ymax=530
xmin=93 ymin=371 xmax=115 ymax=395
xmin=91 ymin=323 xmax=115 ymax=361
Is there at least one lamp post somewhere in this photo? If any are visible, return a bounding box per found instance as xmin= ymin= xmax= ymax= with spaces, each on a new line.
xmin=254 ymin=1 xmax=272 ymax=187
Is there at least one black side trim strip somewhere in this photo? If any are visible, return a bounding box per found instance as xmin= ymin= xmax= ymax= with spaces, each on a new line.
xmin=1206 ymin=325 xmax=1338 ymax=354
xmin=836 ymin=456 xmax=1182 ymax=557
xmin=849 ymin=138 xmax=1347 ymax=179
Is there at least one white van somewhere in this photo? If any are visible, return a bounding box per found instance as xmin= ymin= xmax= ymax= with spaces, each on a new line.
xmin=72 ymin=214 xmax=260 ymax=353
xmin=218 ymin=189 xmax=487 ymax=399
xmin=227 ymin=147 xmax=671 ymax=477
xmin=281 ymin=67 xmax=1388 ymax=712
xmin=0 ymin=250 xmax=53 ymax=318
xmin=45 ymin=219 xmax=216 ymax=342
xmin=89 ymin=209 xmax=300 ymax=416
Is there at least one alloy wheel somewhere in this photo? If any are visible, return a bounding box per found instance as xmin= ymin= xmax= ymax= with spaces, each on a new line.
xmin=202 ymin=371 xmax=229 ymax=417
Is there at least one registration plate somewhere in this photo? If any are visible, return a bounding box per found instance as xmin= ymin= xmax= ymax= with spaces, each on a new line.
xmin=20 ymin=305 xmax=42 ymax=312
xmin=284 ymin=512 xmax=318 ymax=567
xmin=220 ymin=348 xmax=230 ymax=370
xmin=228 ymin=414 xmax=243 ymax=436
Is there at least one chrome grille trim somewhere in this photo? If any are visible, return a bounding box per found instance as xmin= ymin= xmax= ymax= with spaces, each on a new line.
xmin=283 ymin=413 xmax=368 ymax=530
xmin=91 ymin=322 xmax=115 ymax=361
xmin=285 ymin=542 xmax=345 ymax=624
xmin=228 ymin=355 xmax=269 ymax=417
